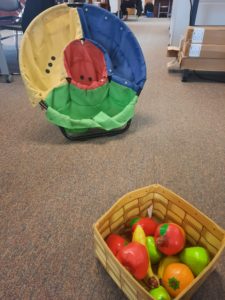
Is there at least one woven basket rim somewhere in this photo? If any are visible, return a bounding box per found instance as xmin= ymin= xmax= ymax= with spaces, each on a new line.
xmin=94 ymin=184 xmax=225 ymax=235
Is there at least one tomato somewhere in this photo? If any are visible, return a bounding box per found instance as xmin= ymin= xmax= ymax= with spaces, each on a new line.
xmin=106 ymin=233 xmax=127 ymax=256
xmin=162 ymin=263 xmax=194 ymax=297
xmin=154 ymin=223 xmax=185 ymax=255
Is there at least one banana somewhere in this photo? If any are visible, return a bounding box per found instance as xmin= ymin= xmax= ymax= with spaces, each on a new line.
xmin=157 ymin=256 xmax=180 ymax=280
xmin=132 ymin=225 xmax=160 ymax=289
xmin=132 ymin=224 xmax=146 ymax=246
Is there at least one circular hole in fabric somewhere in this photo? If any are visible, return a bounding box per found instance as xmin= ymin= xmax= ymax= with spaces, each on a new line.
xmin=64 ymin=39 xmax=108 ymax=90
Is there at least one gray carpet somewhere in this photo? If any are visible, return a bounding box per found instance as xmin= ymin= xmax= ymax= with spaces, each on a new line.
xmin=0 ymin=18 xmax=225 ymax=299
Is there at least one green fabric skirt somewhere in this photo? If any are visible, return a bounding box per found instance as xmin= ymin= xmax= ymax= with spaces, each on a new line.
xmin=45 ymin=81 xmax=138 ymax=132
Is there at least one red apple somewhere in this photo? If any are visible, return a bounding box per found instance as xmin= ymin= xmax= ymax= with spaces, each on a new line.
xmin=106 ymin=233 xmax=127 ymax=256
xmin=116 ymin=242 xmax=149 ymax=280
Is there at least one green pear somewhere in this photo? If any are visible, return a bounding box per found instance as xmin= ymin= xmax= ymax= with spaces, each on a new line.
xmin=146 ymin=236 xmax=162 ymax=264
xmin=179 ymin=246 xmax=210 ymax=276
xmin=149 ymin=286 xmax=171 ymax=300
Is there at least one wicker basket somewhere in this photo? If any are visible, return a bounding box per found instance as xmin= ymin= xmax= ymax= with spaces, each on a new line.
xmin=93 ymin=184 xmax=225 ymax=300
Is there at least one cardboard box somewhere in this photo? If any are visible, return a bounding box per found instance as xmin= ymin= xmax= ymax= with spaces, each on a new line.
xmin=182 ymin=42 xmax=225 ymax=59
xmin=185 ymin=26 xmax=225 ymax=45
xmin=167 ymin=45 xmax=180 ymax=57
xmin=179 ymin=52 xmax=225 ymax=72
xmin=167 ymin=39 xmax=185 ymax=57
xmin=127 ymin=8 xmax=136 ymax=15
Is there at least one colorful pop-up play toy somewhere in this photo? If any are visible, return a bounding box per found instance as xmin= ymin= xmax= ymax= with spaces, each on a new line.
xmin=20 ymin=4 xmax=146 ymax=140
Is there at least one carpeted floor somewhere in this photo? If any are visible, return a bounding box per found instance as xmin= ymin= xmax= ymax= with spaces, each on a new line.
xmin=0 ymin=18 xmax=225 ymax=300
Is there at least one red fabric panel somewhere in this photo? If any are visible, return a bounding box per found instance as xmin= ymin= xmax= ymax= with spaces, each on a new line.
xmin=64 ymin=39 xmax=108 ymax=90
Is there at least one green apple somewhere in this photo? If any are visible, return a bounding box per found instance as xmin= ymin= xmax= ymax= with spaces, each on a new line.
xmin=179 ymin=246 xmax=210 ymax=276
xmin=149 ymin=286 xmax=171 ymax=300
xmin=146 ymin=236 xmax=163 ymax=264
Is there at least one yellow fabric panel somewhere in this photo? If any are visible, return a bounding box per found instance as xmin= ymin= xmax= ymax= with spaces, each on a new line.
xmin=19 ymin=4 xmax=83 ymax=106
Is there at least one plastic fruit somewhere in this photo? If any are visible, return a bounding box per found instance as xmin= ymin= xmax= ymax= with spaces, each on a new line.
xmin=149 ymin=286 xmax=171 ymax=300
xmin=162 ymin=263 xmax=194 ymax=297
xmin=132 ymin=217 xmax=158 ymax=236
xmin=155 ymin=223 xmax=186 ymax=255
xmin=146 ymin=236 xmax=162 ymax=264
xmin=179 ymin=246 xmax=210 ymax=276
xmin=116 ymin=242 xmax=149 ymax=280
xmin=127 ymin=216 xmax=140 ymax=228
xmin=106 ymin=233 xmax=127 ymax=256
xmin=157 ymin=256 xmax=180 ymax=280
xmin=132 ymin=224 xmax=146 ymax=246
xmin=132 ymin=225 xmax=159 ymax=289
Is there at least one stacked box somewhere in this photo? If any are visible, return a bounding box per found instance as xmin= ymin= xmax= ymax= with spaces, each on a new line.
xmin=127 ymin=8 xmax=136 ymax=15
xmin=185 ymin=26 xmax=225 ymax=45
xmin=179 ymin=26 xmax=225 ymax=72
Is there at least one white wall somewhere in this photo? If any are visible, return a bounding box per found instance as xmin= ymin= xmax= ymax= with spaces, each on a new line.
xmin=169 ymin=0 xmax=225 ymax=46
xmin=169 ymin=0 xmax=190 ymax=47
xmin=196 ymin=0 xmax=225 ymax=25
xmin=110 ymin=0 xmax=120 ymax=13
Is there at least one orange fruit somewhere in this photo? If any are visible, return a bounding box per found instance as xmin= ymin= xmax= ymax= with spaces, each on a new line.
xmin=162 ymin=263 xmax=194 ymax=297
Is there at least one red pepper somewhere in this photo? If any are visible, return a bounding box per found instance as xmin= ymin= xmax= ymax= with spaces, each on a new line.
xmin=116 ymin=242 xmax=149 ymax=280
xmin=106 ymin=233 xmax=127 ymax=256
xmin=132 ymin=217 xmax=158 ymax=236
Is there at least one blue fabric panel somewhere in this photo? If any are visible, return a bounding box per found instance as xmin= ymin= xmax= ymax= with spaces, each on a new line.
xmin=80 ymin=4 xmax=146 ymax=94
xmin=77 ymin=7 xmax=91 ymax=39
xmin=86 ymin=38 xmax=113 ymax=77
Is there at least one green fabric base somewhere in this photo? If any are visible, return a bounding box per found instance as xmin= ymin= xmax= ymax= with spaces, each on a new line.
xmin=45 ymin=81 xmax=138 ymax=131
